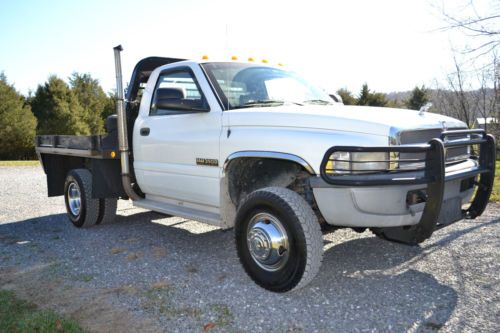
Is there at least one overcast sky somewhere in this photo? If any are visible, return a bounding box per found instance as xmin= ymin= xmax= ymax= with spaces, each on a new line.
xmin=0 ymin=0 xmax=476 ymax=95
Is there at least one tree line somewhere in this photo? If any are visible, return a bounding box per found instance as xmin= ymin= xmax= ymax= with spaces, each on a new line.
xmin=0 ymin=73 xmax=115 ymax=159
xmin=336 ymin=84 xmax=430 ymax=110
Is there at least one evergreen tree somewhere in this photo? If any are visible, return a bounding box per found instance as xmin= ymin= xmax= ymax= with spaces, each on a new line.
xmin=336 ymin=88 xmax=356 ymax=105
xmin=368 ymin=92 xmax=388 ymax=107
xmin=101 ymin=91 xmax=117 ymax=122
xmin=357 ymin=83 xmax=371 ymax=106
xmin=405 ymin=85 xmax=429 ymax=110
xmin=31 ymin=76 xmax=89 ymax=135
xmin=69 ymin=73 xmax=110 ymax=134
xmin=356 ymin=83 xmax=388 ymax=107
xmin=0 ymin=73 xmax=38 ymax=159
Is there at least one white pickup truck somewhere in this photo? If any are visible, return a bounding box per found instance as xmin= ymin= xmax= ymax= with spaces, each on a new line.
xmin=36 ymin=46 xmax=496 ymax=292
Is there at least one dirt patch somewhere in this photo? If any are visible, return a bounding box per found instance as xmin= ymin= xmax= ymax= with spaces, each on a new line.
xmin=0 ymin=266 xmax=162 ymax=333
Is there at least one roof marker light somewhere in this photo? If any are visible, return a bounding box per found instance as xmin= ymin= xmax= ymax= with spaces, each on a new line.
xmin=202 ymin=55 xmax=209 ymax=60
xmin=231 ymin=55 xmax=238 ymax=60
xmin=262 ymin=59 xmax=268 ymax=63
xmin=248 ymin=57 xmax=255 ymax=62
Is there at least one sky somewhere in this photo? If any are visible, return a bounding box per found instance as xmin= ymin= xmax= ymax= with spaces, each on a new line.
xmin=0 ymin=0 xmax=476 ymax=96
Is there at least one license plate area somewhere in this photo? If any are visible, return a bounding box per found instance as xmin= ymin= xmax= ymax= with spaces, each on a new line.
xmin=437 ymin=197 xmax=463 ymax=227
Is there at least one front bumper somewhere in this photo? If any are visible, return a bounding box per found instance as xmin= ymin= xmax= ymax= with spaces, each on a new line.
xmin=311 ymin=129 xmax=496 ymax=244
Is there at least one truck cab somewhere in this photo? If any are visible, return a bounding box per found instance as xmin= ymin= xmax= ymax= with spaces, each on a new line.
xmin=36 ymin=47 xmax=496 ymax=292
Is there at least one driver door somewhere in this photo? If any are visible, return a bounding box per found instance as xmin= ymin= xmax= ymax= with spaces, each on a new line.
xmin=133 ymin=65 xmax=223 ymax=210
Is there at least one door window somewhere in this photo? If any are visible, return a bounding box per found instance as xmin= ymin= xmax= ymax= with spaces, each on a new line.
xmin=150 ymin=70 xmax=209 ymax=115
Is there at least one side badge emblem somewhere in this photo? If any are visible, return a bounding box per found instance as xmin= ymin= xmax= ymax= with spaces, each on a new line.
xmin=196 ymin=158 xmax=219 ymax=166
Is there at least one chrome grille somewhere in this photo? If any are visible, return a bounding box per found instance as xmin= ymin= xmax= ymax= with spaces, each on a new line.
xmin=398 ymin=128 xmax=469 ymax=167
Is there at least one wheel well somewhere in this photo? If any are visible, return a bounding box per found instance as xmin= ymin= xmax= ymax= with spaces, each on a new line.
xmin=226 ymin=158 xmax=308 ymax=206
xmin=221 ymin=157 xmax=325 ymax=228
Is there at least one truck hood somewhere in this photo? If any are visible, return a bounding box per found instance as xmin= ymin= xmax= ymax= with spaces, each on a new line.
xmin=226 ymin=104 xmax=467 ymax=137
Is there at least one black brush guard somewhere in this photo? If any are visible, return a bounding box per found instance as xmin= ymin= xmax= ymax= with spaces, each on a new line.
xmin=319 ymin=129 xmax=496 ymax=245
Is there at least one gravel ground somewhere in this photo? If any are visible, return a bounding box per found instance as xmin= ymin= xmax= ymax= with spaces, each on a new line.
xmin=0 ymin=166 xmax=499 ymax=333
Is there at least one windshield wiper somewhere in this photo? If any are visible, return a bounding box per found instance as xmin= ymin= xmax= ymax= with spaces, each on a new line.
xmin=303 ymin=99 xmax=334 ymax=105
xmin=233 ymin=99 xmax=303 ymax=109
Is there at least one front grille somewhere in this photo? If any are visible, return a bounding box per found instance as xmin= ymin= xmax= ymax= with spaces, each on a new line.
xmin=398 ymin=128 xmax=469 ymax=168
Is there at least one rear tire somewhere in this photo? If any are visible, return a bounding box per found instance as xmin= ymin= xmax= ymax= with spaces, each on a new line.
xmin=98 ymin=198 xmax=117 ymax=224
xmin=64 ymin=169 xmax=100 ymax=228
xmin=235 ymin=187 xmax=323 ymax=292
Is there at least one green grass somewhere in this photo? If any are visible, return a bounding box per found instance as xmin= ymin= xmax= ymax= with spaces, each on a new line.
xmin=0 ymin=289 xmax=87 ymax=333
xmin=491 ymin=160 xmax=500 ymax=202
xmin=0 ymin=160 xmax=39 ymax=166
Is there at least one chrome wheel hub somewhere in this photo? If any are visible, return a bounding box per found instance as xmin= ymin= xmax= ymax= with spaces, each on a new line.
xmin=67 ymin=182 xmax=81 ymax=216
xmin=247 ymin=213 xmax=289 ymax=271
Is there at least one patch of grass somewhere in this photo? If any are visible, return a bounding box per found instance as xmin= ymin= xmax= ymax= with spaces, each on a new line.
xmin=0 ymin=160 xmax=39 ymax=167
xmin=209 ymin=303 xmax=234 ymax=327
xmin=44 ymin=261 xmax=64 ymax=278
xmin=0 ymin=289 xmax=86 ymax=332
xmin=490 ymin=160 xmax=500 ymax=202
xmin=74 ymin=273 xmax=94 ymax=283
xmin=141 ymin=282 xmax=201 ymax=319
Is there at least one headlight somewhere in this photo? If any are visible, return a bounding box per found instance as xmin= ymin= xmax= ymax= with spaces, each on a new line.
xmin=351 ymin=152 xmax=388 ymax=172
xmin=326 ymin=151 xmax=397 ymax=175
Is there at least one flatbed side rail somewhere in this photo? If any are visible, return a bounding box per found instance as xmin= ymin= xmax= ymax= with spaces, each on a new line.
xmin=35 ymin=135 xmax=118 ymax=159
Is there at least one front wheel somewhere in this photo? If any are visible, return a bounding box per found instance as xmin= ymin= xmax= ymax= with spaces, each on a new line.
xmin=235 ymin=187 xmax=323 ymax=292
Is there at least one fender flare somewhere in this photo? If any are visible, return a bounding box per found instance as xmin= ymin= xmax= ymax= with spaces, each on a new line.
xmin=223 ymin=151 xmax=316 ymax=175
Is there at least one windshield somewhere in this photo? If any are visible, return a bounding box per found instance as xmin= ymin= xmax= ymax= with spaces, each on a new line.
xmin=201 ymin=62 xmax=334 ymax=110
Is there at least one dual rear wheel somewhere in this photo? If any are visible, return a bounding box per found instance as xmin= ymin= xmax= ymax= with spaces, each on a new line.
xmin=64 ymin=169 xmax=117 ymax=228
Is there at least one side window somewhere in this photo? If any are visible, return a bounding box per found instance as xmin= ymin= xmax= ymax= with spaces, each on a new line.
xmin=150 ymin=70 xmax=210 ymax=115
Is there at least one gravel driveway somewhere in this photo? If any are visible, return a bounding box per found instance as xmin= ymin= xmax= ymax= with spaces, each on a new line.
xmin=0 ymin=166 xmax=499 ymax=333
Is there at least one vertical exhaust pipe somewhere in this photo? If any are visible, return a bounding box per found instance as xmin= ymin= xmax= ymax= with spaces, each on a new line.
xmin=113 ymin=45 xmax=141 ymax=201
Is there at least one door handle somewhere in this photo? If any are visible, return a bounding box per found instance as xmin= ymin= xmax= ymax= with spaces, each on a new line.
xmin=140 ymin=127 xmax=150 ymax=136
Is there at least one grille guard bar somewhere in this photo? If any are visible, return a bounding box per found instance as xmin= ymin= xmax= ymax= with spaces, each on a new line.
xmin=318 ymin=129 xmax=496 ymax=244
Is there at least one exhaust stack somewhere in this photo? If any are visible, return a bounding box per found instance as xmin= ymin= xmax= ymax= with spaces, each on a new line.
xmin=113 ymin=45 xmax=141 ymax=201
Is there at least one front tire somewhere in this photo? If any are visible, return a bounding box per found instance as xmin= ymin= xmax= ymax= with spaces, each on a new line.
xmin=235 ymin=187 xmax=323 ymax=292
xmin=64 ymin=169 xmax=100 ymax=228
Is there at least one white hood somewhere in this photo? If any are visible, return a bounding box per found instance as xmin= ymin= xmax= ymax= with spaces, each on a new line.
xmin=226 ymin=104 xmax=467 ymax=137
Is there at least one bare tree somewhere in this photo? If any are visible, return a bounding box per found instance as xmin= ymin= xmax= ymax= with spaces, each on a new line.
xmin=473 ymin=54 xmax=499 ymax=131
xmin=437 ymin=0 xmax=500 ymax=59
xmin=440 ymin=57 xmax=478 ymax=127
